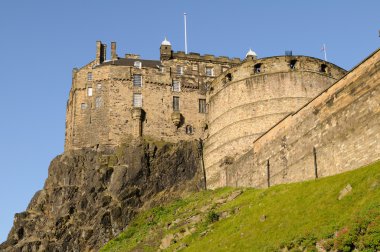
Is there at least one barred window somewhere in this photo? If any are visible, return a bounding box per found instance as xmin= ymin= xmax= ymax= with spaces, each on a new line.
xmin=176 ymin=65 xmax=183 ymax=75
xmin=192 ymin=64 xmax=198 ymax=71
xmin=95 ymin=97 xmax=103 ymax=108
xmin=133 ymin=74 xmax=142 ymax=87
xmin=205 ymin=67 xmax=214 ymax=76
xmin=199 ymin=99 xmax=206 ymax=113
xmin=172 ymin=80 xmax=180 ymax=92
xmin=87 ymin=72 xmax=93 ymax=81
xmin=87 ymin=87 xmax=93 ymax=97
xmin=173 ymin=96 xmax=180 ymax=111
xmin=133 ymin=93 xmax=142 ymax=107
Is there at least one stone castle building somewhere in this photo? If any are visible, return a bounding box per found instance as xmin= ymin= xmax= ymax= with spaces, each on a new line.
xmin=65 ymin=39 xmax=242 ymax=151
xmin=65 ymin=39 xmax=356 ymax=188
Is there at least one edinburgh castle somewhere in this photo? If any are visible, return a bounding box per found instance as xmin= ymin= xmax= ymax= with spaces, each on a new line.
xmin=1 ymin=38 xmax=378 ymax=251
xmin=65 ymin=39 xmax=378 ymax=189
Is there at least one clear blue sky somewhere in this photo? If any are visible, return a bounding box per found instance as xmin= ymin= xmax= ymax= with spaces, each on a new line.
xmin=0 ymin=0 xmax=379 ymax=242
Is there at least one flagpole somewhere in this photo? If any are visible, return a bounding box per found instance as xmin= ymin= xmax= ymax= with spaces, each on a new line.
xmin=323 ymin=43 xmax=327 ymax=61
xmin=184 ymin=13 xmax=188 ymax=54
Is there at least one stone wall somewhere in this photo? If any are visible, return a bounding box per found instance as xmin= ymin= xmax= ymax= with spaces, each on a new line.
xmin=226 ymin=49 xmax=380 ymax=188
xmin=205 ymin=56 xmax=346 ymax=188
xmin=65 ymin=63 xmax=112 ymax=150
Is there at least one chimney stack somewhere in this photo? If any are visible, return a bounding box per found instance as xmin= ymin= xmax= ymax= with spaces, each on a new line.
xmin=95 ymin=41 xmax=106 ymax=65
xmin=102 ymin=44 xmax=107 ymax=62
xmin=111 ymin=42 xmax=118 ymax=61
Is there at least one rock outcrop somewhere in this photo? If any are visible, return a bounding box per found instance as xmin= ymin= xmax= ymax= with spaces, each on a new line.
xmin=0 ymin=139 xmax=204 ymax=251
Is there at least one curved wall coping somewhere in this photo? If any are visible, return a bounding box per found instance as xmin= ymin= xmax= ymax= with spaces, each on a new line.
xmin=209 ymin=55 xmax=347 ymax=96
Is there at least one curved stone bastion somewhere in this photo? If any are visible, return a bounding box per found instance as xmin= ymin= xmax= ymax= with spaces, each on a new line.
xmin=204 ymin=55 xmax=346 ymax=188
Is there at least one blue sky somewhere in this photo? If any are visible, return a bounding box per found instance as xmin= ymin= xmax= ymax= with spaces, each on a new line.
xmin=0 ymin=0 xmax=379 ymax=242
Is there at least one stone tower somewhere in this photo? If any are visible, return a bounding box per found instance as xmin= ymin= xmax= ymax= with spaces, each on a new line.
xmin=160 ymin=38 xmax=172 ymax=60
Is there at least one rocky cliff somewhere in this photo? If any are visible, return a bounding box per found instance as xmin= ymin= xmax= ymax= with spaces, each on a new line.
xmin=0 ymin=139 xmax=204 ymax=251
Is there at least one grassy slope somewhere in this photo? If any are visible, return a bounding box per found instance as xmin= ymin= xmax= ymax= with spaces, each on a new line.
xmin=101 ymin=160 xmax=380 ymax=251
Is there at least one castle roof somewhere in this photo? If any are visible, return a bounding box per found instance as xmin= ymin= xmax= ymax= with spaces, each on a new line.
xmin=101 ymin=58 xmax=162 ymax=68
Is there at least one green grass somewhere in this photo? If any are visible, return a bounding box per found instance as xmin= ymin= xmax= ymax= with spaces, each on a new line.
xmin=101 ymin=160 xmax=380 ymax=251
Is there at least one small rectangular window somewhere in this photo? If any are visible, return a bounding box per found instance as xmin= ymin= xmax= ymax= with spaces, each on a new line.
xmin=87 ymin=87 xmax=93 ymax=97
xmin=205 ymin=67 xmax=214 ymax=76
xmin=176 ymin=65 xmax=183 ymax=75
xmin=186 ymin=125 xmax=193 ymax=134
xmin=192 ymin=64 xmax=198 ymax=71
xmin=133 ymin=93 xmax=142 ymax=107
xmin=81 ymin=103 xmax=87 ymax=110
xmin=95 ymin=97 xmax=103 ymax=108
xmin=134 ymin=61 xmax=142 ymax=68
xmin=320 ymin=64 xmax=327 ymax=73
xmin=159 ymin=66 xmax=165 ymax=73
xmin=87 ymin=72 xmax=93 ymax=81
xmin=172 ymin=80 xmax=181 ymax=92
xmin=289 ymin=60 xmax=297 ymax=70
xmin=173 ymin=96 xmax=180 ymax=111
xmin=133 ymin=74 xmax=142 ymax=87
xmin=96 ymin=83 xmax=102 ymax=91
xmin=199 ymin=99 xmax=206 ymax=113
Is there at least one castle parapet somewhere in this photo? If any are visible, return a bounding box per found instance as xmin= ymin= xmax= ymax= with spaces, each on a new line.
xmin=186 ymin=52 xmax=201 ymax=60
xmin=232 ymin=58 xmax=241 ymax=64
xmin=203 ymin=54 xmax=216 ymax=61
xmin=170 ymin=51 xmax=241 ymax=65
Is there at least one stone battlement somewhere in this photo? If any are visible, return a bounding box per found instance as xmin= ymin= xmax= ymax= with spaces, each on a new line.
xmin=172 ymin=51 xmax=241 ymax=64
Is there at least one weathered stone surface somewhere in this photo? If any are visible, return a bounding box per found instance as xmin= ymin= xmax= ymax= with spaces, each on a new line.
xmin=0 ymin=140 xmax=203 ymax=252
xmin=225 ymin=49 xmax=380 ymax=189
xmin=204 ymin=56 xmax=346 ymax=188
